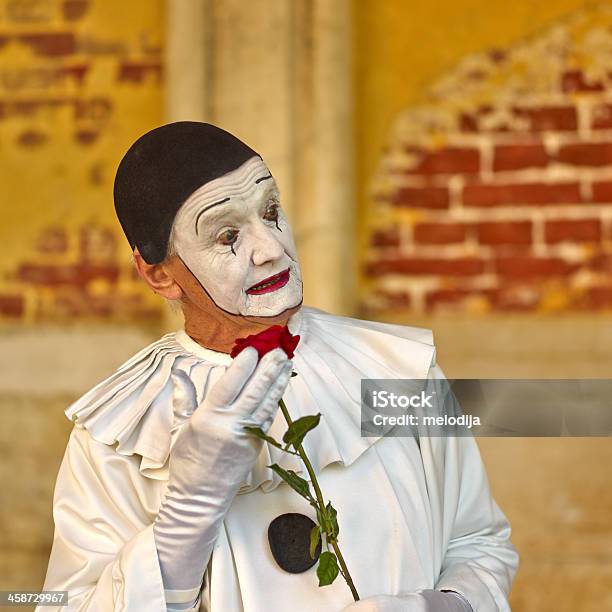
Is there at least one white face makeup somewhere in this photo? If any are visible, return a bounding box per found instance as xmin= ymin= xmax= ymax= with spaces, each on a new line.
xmin=171 ymin=156 xmax=303 ymax=317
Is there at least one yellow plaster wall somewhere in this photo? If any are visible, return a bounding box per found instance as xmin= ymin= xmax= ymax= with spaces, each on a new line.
xmin=0 ymin=0 xmax=164 ymax=276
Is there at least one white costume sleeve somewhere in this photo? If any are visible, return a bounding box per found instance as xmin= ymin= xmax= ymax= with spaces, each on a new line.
xmin=428 ymin=366 xmax=519 ymax=612
xmin=40 ymin=426 xmax=177 ymax=612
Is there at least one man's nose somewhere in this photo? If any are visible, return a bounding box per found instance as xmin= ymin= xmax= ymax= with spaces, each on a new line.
xmin=249 ymin=221 xmax=285 ymax=266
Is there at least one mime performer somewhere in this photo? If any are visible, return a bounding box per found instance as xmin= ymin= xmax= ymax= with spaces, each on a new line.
xmin=40 ymin=122 xmax=518 ymax=612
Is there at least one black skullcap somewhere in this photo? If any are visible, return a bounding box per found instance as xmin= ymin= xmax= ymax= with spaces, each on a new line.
xmin=114 ymin=121 xmax=260 ymax=264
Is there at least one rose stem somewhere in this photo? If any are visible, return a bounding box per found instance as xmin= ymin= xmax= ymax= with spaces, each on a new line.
xmin=278 ymin=398 xmax=360 ymax=602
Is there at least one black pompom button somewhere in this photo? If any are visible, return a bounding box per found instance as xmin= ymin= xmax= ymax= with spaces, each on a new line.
xmin=268 ymin=513 xmax=321 ymax=573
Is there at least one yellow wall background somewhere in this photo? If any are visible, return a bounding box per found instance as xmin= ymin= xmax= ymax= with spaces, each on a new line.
xmin=0 ymin=0 xmax=164 ymax=323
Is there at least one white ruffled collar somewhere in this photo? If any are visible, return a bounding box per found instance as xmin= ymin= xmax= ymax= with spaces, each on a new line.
xmin=65 ymin=307 xmax=435 ymax=493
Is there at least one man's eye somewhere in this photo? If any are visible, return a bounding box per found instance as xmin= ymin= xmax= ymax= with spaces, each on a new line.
xmin=263 ymin=204 xmax=279 ymax=222
xmin=218 ymin=229 xmax=239 ymax=245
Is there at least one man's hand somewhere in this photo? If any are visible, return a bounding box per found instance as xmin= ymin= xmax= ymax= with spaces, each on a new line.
xmin=341 ymin=590 xmax=473 ymax=612
xmin=154 ymin=346 xmax=293 ymax=603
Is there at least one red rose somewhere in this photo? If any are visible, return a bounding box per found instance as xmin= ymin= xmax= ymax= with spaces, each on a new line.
xmin=230 ymin=325 xmax=300 ymax=360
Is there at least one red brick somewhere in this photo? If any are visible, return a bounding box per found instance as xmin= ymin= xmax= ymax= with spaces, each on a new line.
xmin=557 ymin=143 xmax=612 ymax=166
xmin=365 ymin=257 xmax=485 ymax=277
xmin=580 ymin=286 xmax=612 ymax=309
xmin=493 ymin=144 xmax=548 ymax=171
xmin=406 ymin=147 xmax=480 ymax=175
xmin=18 ymin=33 xmax=76 ymax=57
xmin=477 ymin=221 xmax=532 ymax=245
xmin=17 ymin=130 xmax=47 ymax=147
xmin=414 ymin=222 xmax=466 ymax=244
xmin=17 ymin=263 xmax=120 ymax=287
xmin=89 ymin=162 xmax=104 ymax=186
xmin=370 ymin=228 xmax=401 ymax=247
xmin=62 ymin=0 xmax=91 ymax=21
xmin=2 ymin=98 xmax=72 ymax=119
xmin=75 ymin=130 xmax=99 ymax=145
xmin=425 ymin=286 xmax=541 ymax=311
xmin=463 ymin=182 xmax=581 ymax=206
xmin=0 ymin=295 xmax=24 ymax=317
xmin=588 ymin=253 xmax=612 ymax=273
xmin=389 ymin=186 xmax=449 ymax=209
xmin=425 ymin=288 xmax=479 ymax=310
xmin=58 ymin=64 xmax=89 ymax=86
xmin=494 ymin=256 xmax=579 ymax=278
xmin=467 ymin=69 xmax=486 ymax=81
xmin=591 ymin=103 xmax=612 ymax=130
xmin=592 ymin=181 xmax=612 ymax=202
xmin=513 ymin=106 xmax=577 ymax=132
xmin=118 ymin=61 xmax=163 ymax=84
xmin=74 ymin=98 xmax=112 ymax=121
xmin=489 ymin=49 xmax=506 ymax=63
xmin=458 ymin=105 xmax=504 ymax=133
xmin=544 ymin=219 xmax=601 ymax=243
xmin=377 ymin=290 xmax=412 ymax=308
xmin=459 ymin=113 xmax=478 ymax=132
xmin=561 ymin=70 xmax=604 ymax=93
xmin=37 ymin=228 xmax=68 ymax=254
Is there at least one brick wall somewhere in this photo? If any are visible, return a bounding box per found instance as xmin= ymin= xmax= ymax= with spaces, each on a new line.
xmin=1 ymin=223 xmax=163 ymax=322
xmin=0 ymin=0 xmax=164 ymax=324
xmin=362 ymin=5 xmax=612 ymax=314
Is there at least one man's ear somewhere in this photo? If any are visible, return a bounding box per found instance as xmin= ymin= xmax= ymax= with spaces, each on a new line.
xmin=133 ymin=249 xmax=183 ymax=300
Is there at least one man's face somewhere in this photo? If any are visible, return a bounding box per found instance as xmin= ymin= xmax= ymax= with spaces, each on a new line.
xmin=171 ymin=156 xmax=303 ymax=317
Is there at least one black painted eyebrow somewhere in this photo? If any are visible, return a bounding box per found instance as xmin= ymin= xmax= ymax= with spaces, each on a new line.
xmin=194 ymin=177 xmax=275 ymax=235
xmin=195 ymin=197 xmax=230 ymax=235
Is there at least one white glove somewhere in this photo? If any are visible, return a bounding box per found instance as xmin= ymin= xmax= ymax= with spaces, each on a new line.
xmin=153 ymin=346 xmax=292 ymax=601
xmin=341 ymin=590 xmax=473 ymax=612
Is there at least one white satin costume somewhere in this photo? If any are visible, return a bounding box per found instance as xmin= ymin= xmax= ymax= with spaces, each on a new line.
xmin=41 ymin=306 xmax=518 ymax=612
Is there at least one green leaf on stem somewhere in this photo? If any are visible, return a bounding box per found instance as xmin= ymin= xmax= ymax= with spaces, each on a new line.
xmin=268 ymin=464 xmax=314 ymax=502
xmin=309 ymin=525 xmax=321 ymax=560
xmin=315 ymin=507 xmax=328 ymax=533
xmin=326 ymin=502 xmax=339 ymax=539
xmin=317 ymin=551 xmax=340 ymax=586
xmin=243 ymin=426 xmax=283 ymax=450
xmin=282 ymin=413 xmax=321 ymax=450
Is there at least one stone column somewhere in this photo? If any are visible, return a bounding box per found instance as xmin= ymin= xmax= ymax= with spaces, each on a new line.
xmin=164 ymin=0 xmax=209 ymax=123
xmin=289 ymin=0 xmax=355 ymax=315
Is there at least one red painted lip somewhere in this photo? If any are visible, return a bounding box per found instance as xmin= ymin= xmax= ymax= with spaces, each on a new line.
xmin=246 ymin=268 xmax=290 ymax=295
